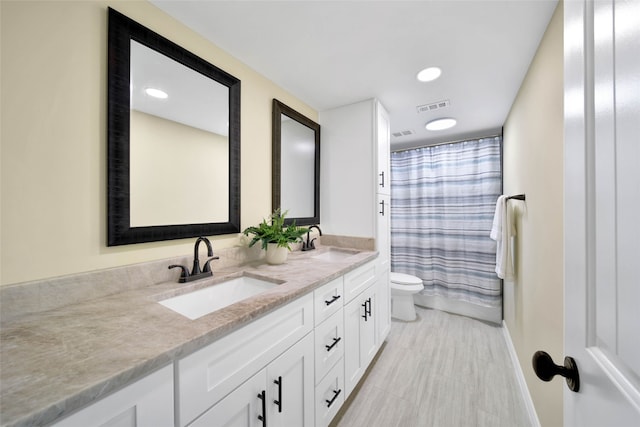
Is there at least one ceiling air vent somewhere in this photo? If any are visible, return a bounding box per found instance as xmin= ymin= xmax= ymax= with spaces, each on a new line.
xmin=392 ymin=129 xmax=415 ymax=138
xmin=416 ymin=99 xmax=450 ymax=114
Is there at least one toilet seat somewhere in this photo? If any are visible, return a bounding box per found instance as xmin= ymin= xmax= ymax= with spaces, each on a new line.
xmin=390 ymin=272 xmax=423 ymax=292
xmin=390 ymin=272 xmax=423 ymax=285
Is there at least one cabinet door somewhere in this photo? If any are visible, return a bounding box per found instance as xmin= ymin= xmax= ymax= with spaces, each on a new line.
xmin=315 ymin=357 xmax=345 ymax=427
xmin=267 ymin=333 xmax=315 ymax=427
xmin=344 ymin=293 xmax=364 ymax=397
xmin=189 ymin=370 xmax=266 ymax=427
xmin=313 ymin=276 xmax=344 ymax=326
xmin=360 ymin=286 xmax=378 ymax=368
xmin=51 ymin=365 xmax=173 ymax=427
xmin=376 ymin=265 xmax=391 ymax=344
xmin=376 ymin=193 xmax=390 ymax=270
xmin=314 ymin=308 xmax=344 ymax=383
xmin=178 ymin=295 xmax=313 ymax=426
xmin=343 ymin=285 xmax=377 ymax=397
xmin=376 ymin=101 xmax=391 ymax=196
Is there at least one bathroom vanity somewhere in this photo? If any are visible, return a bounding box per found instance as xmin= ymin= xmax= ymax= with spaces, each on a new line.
xmin=0 ymin=244 xmax=388 ymax=427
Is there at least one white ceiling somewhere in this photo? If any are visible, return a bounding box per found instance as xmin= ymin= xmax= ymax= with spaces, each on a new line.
xmin=131 ymin=40 xmax=229 ymax=136
xmin=150 ymin=0 xmax=558 ymax=149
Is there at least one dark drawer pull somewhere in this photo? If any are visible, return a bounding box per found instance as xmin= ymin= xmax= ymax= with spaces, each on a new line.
xmin=273 ymin=376 xmax=282 ymax=413
xmin=362 ymin=301 xmax=368 ymax=321
xmin=324 ymin=295 xmax=341 ymax=306
xmin=325 ymin=389 xmax=342 ymax=408
xmin=325 ymin=337 xmax=342 ymax=352
xmin=257 ymin=390 xmax=267 ymax=425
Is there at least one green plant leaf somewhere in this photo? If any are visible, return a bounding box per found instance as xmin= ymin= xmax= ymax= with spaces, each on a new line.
xmin=242 ymin=209 xmax=309 ymax=250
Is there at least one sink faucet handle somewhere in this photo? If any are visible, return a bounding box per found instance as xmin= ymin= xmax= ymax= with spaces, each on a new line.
xmin=202 ymin=256 xmax=220 ymax=273
xmin=168 ymin=264 xmax=190 ymax=281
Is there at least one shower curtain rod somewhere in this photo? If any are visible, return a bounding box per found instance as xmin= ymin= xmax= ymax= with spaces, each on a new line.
xmin=391 ymin=133 xmax=502 ymax=153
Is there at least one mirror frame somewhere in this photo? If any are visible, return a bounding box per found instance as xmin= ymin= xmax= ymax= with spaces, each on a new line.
xmin=272 ymin=99 xmax=320 ymax=226
xmin=107 ymin=8 xmax=241 ymax=246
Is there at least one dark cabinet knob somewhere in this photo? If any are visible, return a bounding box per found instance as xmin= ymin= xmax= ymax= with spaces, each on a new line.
xmin=532 ymin=351 xmax=580 ymax=392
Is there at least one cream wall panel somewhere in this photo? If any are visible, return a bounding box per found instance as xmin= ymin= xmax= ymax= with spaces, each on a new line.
xmin=502 ymin=3 xmax=564 ymax=427
xmin=130 ymin=111 xmax=229 ymax=226
xmin=0 ymin=1 xmax=316 ymax=285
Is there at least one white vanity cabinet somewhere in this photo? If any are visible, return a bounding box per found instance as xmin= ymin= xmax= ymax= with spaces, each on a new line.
xmin=320 ymin=98 xmax=391 ymax=347
xmin=320 ymin=99 xmax=390 ymax=241
xmin=344 ymin=283 xmax=377 ymax=398
xmin=342 ymin=260 xmax=379 ymax=398
xmin=48 ymin=259 xmax=384 ymax=427
xmin=189 ymin=332 xmax=314 ymax=427
xmin=376 ymin=193 xmax=391 ymax=343
xmin=315 ymin=355 xmax=345 ymax=427
xmin=313 ymin=278 xmax=346 ymax=427
xmin=313 ymin=276 xmax=344 ymax=325
xmin=50 ymin=365 xmax=174 ymax=427
xmin=177 ymin=294 xmax=314 ymax=427
xmin=313 ymin=278 xmax=345 ymax=382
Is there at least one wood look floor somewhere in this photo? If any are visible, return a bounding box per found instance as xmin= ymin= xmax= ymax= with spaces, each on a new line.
xmin=331 ymin=306 xmax=531 ymax=427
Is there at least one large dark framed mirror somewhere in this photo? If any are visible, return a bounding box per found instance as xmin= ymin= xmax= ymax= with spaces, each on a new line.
xmin=107 ymin=8 xmax=241 ymax=246
xmin=272 ymin=99 xmax=320 ymax=226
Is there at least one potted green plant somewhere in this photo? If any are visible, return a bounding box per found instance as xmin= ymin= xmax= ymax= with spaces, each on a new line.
xmin=242 ymin=209 xmax=309 ymax=264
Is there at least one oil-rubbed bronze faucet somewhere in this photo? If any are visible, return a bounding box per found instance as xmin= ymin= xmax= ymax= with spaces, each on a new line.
xmin=302 ymin=225 xmax=322 ymax=251
xmin=168 ymin=237 xmax=219 ymax=283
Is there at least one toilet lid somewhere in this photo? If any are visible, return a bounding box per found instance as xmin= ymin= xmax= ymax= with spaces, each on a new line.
xmin=390 ymin=272 xmax=423 ymax=285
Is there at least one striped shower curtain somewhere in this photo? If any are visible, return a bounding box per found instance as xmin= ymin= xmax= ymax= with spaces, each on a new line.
xmin=390 ymin=137 xmax=502 ymax=310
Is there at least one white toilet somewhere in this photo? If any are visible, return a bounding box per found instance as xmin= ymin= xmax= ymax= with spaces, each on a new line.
xmin=390 ymin=272 xmax=424 ymax=321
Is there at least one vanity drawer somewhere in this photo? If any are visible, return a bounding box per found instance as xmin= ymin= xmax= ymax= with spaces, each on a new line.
xmin=343 ymin=260 xmax=377 ymax=303
xmin=313 ymin=276 xmax=344 ymax=325
xmin=314 ymin=308 xmax=344 ymax=384
xmin=315 ymin=357 xmax=345 ymax=427
xmin=177 ymin=294 xmax=313 ymax=427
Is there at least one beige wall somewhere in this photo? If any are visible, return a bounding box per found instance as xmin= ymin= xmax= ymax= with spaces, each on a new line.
xmin=0 ymin=1 xmax=316 ymax=285
xmin=129 ymin=110 xmax=229 ymax=226
xmin=503 ymin=3 xmax=564 ymax=426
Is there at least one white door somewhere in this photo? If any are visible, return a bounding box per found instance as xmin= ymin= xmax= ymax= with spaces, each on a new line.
xmin=376 ymin=100 xmax=391 ymax=196
xmin=564 ymin=0 xmax=640 ymax=425
xmin=343 ymin=294 xmax=366 ymax=397
xmin=377 ymin=193 xmax=392 ymax=343
xmin=267 ymin=333 xmax=315 ymax=427
xmin=360 ymin=285 xmax=378 ymax=368
xmin=189 ymin=369 xmax=266 ymax=427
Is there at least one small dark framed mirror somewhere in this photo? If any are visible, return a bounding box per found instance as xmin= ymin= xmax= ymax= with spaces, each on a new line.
xmin=107 ymin=8 xmax=241 ymax=246
xmin=272 ymin=99 xmax=320 ymax=226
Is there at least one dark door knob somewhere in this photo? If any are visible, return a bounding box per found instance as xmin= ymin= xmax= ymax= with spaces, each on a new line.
xmin=532 ymin=351 xmax=580 ymax=392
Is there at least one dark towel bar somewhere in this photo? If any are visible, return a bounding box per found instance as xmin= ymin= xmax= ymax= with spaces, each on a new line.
xmin=507 ymin=194 xmax=526 ymax=201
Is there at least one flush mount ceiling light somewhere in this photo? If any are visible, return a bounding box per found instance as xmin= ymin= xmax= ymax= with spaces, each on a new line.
xmin=145 ymin=87 xmax=168 ymax=99
xmin=425 ymin=118 xmax=457 ymax=131
xmin=416 ymin=67 xmax=442 ymax=82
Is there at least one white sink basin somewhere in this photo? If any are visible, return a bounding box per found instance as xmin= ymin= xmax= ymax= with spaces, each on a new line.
xmin=312 ymin=249 xmax=358 ymax=262
xmin=159 ymin=276 xmax=278 ymax=320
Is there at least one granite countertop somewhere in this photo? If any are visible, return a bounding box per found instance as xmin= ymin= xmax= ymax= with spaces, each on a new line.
xmin=0 ymin=246 xmax=377 ymax=427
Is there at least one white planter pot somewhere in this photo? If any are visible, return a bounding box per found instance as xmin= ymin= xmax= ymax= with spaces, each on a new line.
xmin=265 ymin=243 xmax=289 ymax=265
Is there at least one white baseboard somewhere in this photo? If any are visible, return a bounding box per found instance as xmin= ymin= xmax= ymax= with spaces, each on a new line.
xmin=502 ymin=321 xmax=541 ymax=427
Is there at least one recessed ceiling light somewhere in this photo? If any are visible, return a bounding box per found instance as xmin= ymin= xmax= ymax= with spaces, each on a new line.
xmin=145 ymin=87 xmax=168 ymax=99
xmin=425 ymin=118 xmax=457 ymax=131
xmin=417 ymin=67 xmax=442 ymax=82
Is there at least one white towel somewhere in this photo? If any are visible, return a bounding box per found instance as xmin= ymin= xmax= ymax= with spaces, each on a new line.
xmin=490 ymin=195 xmax=514 ymax=280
